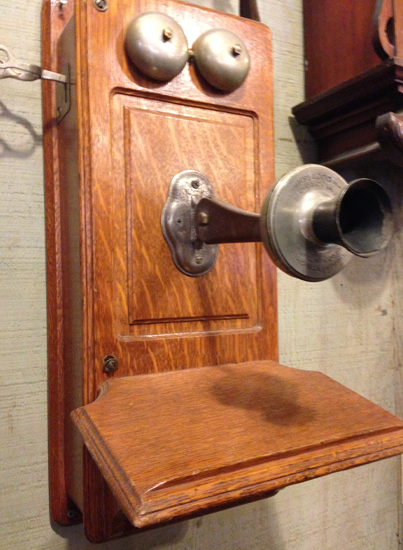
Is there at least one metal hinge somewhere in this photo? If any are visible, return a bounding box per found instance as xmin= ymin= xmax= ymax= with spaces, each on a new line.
xmin=0 ymin=44 xmax=70 ymax=123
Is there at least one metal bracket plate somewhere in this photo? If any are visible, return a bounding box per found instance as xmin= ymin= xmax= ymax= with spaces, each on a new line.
xmin=55 ymin=65 xmax=71 ymax=123
xmin=161 ymin=170 xmax=219 ymax=277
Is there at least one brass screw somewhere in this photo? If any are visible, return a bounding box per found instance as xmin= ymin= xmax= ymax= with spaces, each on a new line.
xmin=195 ymin=255 xmax=203 ymax=265
xmin=93 ymin=0 xmax=108 ymax=11
xmin=197 ymin=211 xmax=209 ymax=226
xmin=103 ymin=355 xmax=118 ymax=373
xmin=163 ymin=28 xmax=173 ymax=40
xmin=232 ymin=44 xmax=242 ymax=57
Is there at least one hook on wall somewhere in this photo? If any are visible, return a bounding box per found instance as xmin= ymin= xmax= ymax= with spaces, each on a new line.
xmin=0 ymin=45 xmax=70 ymax=122
xmin=0 ymin=101 xmax=42 ymax=158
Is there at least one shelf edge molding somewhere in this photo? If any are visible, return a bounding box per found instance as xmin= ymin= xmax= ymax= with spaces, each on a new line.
xmin=72 ymin=360 xmax=403 ymax=528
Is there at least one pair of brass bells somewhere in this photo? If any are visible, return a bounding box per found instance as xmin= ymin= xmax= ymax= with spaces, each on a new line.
xmin=125 ymin=12 xmax=250 ymax=91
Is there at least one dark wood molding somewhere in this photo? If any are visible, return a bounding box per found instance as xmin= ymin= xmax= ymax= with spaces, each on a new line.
xmin=376 ymin=110 xmax=403 ymax=165
xmin=293 ymin=58 xmax=403 ymax=167
xmin=294 ymin=1 xmax=403 ymax=169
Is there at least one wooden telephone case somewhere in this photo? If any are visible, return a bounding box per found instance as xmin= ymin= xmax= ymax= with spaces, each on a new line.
xmin=42 ymin=0 xmax=403 ymax=542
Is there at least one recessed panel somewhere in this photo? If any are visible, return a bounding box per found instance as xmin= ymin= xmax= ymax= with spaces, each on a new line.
xmin=112 ymin=94 xmax=260 ymax=335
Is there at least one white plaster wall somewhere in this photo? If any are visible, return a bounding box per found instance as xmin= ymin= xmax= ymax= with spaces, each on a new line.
xmin=1 ymin=0 xmax=402 ymax=548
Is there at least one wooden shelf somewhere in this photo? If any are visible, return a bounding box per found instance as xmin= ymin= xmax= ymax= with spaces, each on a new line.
xmin=72 ymin=360 xmax=403 ymax=528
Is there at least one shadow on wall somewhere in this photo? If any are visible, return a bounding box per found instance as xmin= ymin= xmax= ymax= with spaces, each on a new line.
xmin=332 ymin=161 xmax=403 ymax=304
xmin=0 ymin=100 xmax=42 ymax=158
xmin=51 ymin=519 xmax=188 ymax=550
xmin=185 ymin=0 xmax=237 ymax=15
xmin=288 ymin=116 xmax=318 ymax=166
xmin=49 ymin=498 xmax=286 ymax=550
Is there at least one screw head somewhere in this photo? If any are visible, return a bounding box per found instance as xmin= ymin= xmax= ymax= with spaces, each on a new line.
xmin=195 ymin=255 xmax=203 ymax=265
xmin=67 ymin=509 xmax=76 ymax=520
xmin=191 ymin=179 xmax=200 ymax=189
xmin=163 ymin=27 xmax=173 ymax=40
xmin=232 ymin=44 xmax=242 ymax=57
xmin=197 ymin=211 xmax=209 ymax=226
xmin=103 ymin=355 xmax=118 ymax=374
xmin=93 ymin=0 xmax=108 ymax=11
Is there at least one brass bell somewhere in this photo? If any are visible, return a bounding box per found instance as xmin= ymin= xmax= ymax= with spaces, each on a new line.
xmin=192 ymin=29 xmax=250 ymax=92
xmin=125 ymin=12 xmax=189 ymax=81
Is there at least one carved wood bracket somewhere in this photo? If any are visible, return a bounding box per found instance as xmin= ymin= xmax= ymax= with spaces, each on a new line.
xmin=376 ymin=110 xmax=403 ymax=165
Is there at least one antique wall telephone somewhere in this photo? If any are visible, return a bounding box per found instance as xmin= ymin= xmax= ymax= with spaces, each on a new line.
xmin=2 ymin=0 xmax=403 ymax=542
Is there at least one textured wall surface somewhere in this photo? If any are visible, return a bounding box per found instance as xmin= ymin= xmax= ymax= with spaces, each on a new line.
xmin=1 ymin=0 xmax=402 ymax=548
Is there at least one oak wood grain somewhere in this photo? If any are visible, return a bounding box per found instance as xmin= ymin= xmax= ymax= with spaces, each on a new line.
xmin=45 ymin=0 xmax=403 ymax=540
xmin=83 ymin=0 xmax=277 ymax=388
xmin=42 ymin=0 xmax=82 ymax=526
xmin=116 ymin=96 xmax=258 ymax=331
xmin=72 ymin=360 xmax=403 ymax=528
xmin=44 ymin=0 xmax=403 ymax=540
xmin=44 ymin=0 xmax=276 ymax=540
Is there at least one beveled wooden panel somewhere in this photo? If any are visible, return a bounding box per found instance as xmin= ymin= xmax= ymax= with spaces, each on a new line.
xmin=83 ymin=0 xmax=276 ymax=386
xmin=72 ymin=360 xmax=403 ymax=528
xmin=114 ymin=95 xmax=258 ymax=332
